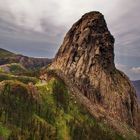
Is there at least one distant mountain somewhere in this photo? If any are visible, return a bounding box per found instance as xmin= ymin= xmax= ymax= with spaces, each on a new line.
xmin=132 ymin=80 xmax=140 ymax=101
xmin=0 ymin=48 xmax=52 ymax=70
xmin=0 ymin=48 xmax=14 ymax=57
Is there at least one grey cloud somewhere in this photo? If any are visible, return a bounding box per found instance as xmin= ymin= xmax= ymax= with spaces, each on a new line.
xmin=0 ymin=9 xmax=66 ymax=57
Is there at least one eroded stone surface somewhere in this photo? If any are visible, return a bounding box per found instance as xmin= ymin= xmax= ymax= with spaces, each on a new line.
xmin=50 ymin=11 xmax=138 ymax=128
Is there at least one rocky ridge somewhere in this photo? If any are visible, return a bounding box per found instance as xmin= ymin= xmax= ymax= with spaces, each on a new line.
xmin=50 ymin=11 xmax=138 ymax=128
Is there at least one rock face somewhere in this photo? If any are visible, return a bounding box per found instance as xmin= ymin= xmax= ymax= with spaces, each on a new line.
xmin=50 ymin=12 xmax=138 ymax=127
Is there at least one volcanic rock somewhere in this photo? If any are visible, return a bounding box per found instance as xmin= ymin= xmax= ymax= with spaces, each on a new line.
xmin=50 ymin=11 xmax=138 ymax=127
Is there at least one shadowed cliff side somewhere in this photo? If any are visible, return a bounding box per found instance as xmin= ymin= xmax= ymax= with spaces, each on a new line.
xmin=50 ymin=11 xmax=138 ymax=129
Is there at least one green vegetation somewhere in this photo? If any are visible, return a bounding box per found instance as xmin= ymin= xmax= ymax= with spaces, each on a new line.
xmin=36 ymin=78 xmax=125 ymax=140
xmin=0 ymin=67 xmax=4 ymax=73
xmin=0 ymin=73 xmax=126 ymax=140
xmin=0 ymin=48 xmax=14 ymax=58
xmin=0 ymin=123 xmax=11 ymax=139
xmin=0 ymin=73 xmax=38 ymax=84
xmin=0 ymin=70 xmax=137 ymax=140
xmin=0 ymin=63 xmax=29 ymax=74
xmin=7 ymin=63 xmax=27 ymax=74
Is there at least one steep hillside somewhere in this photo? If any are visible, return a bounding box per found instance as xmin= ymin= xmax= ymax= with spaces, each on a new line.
xmin=0 ymin=48 xmax=52 ymax=70
xmin=0 ymin=76 xmax=128 ymax=140
xmin=0 ymin=48 xmax=15 ymax=58
xmin=132 ymin=80 xmax=140 ymax=101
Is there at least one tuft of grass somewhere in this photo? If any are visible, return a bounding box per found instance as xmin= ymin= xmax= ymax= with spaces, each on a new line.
xmin=0 ymin=123 xmax=11 ymax=139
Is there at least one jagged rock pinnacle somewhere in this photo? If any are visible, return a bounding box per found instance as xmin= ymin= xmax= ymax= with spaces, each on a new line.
xmin=50 ymin=11 xmax=138 ymax=127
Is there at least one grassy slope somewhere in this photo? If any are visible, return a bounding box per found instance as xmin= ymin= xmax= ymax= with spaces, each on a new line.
xmin=0 ymin=63 xmax=28 ymax=74
xmin=0 ymin=48 xmax=15 ymax=58
xmin=0 ymin=74 xmax=127 ymax=140
xmin=0 ymin=73 xmax=38 ymax=84
xmin=0 ymin=62 xmax=38 ymax=85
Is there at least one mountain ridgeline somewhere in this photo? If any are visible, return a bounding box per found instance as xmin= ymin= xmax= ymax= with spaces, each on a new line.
xmin=0 ymin=48 xmax=52 ymax=70
xmin=0 ymin=12 xmax=139 ymax=140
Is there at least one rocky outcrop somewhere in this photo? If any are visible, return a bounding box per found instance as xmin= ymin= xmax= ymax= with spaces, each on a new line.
xmin=50 ymin=12 xmax=138 ymax=128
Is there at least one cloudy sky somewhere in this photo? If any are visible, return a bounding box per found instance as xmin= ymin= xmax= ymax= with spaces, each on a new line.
xmin=0 ymin=0 xmax=140 ymax=80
